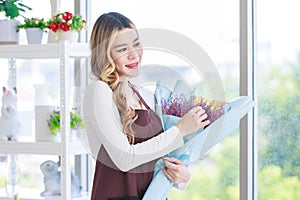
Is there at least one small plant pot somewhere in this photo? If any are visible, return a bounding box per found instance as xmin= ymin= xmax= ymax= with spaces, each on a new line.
xmin=48 ymin=30 xmax=79 ymax=43
xmin=47 ymin=30 xmax=57 ymax=43
xmin=58 ymin=30 xmax=79 ymax=43
xmin=35 ymin=105 xmax=60 ymax=142
xmin=0 ymin=19 xmax=19 ymax=44
xmin=25 ymin=28 xmax=44 ymax=44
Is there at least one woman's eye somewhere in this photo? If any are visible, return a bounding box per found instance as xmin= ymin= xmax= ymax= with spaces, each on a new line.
xmin=117 ymin=48 xmax=127 ymax=52
xmin=134 ymin=42 xmax=141 ymax=47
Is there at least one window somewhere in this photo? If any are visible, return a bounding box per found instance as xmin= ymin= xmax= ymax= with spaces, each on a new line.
xmin=257 ymin=0 xmax=300 ymax=199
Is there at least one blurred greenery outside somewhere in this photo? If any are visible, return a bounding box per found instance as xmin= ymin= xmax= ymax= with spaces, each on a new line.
xmin=168 ymin=52 xmax=300 ymax=199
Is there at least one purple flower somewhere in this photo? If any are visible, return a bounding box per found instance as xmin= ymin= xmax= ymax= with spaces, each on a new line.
xmin=161 ymin=92 xmax=226 ymax=123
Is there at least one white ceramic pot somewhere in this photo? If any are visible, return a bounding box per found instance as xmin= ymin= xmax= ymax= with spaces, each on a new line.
xmin=47 ymin=30 xmax=57 ymax=43
xmin=0 ymin=19 xmax=19 ymax=44
xmin=25 ymin=28 xmax=44 ymax=44
xmin=57 ymin=30 xmax=79 ymax=43
xmin=48 ymin=0 xmax=61 ymax=43
xmin=35 ymin=105 xmax=60 ymax=142
xmin=48 ymin=30 xmax=79 ymax=43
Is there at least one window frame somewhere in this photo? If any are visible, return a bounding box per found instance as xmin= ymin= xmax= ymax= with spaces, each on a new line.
xmin=239 ymin=0 xmax=257 ymax=199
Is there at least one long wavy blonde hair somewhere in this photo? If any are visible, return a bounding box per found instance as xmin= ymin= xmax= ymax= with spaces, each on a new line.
xmin=90 ymin=12 xmax=138 ymax=144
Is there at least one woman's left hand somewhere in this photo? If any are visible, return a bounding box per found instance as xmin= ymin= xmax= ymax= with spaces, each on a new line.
xmin=162 ymin=157 xmax=191 ymax=184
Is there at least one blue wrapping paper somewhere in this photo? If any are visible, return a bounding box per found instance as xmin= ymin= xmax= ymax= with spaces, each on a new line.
xmin=142 ymin=81 xmax=254 ymax=200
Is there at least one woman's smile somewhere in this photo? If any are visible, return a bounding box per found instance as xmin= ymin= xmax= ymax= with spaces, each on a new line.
xmin=125 ymin=62 xmax=139 ymax=69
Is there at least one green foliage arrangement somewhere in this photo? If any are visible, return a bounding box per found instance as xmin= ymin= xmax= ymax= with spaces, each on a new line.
xmin=47 ymin=108 xmax=84 ymax=136
xmin=0 ymin=0 xmax=31 ymax=19
xmin=18 ymin=17 xmax=47 ymax=32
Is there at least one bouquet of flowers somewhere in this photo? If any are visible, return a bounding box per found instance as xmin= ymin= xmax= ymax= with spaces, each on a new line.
xmin=46 ymin=11 xmax=86 ymax=33
xmin=155 ymin=81 xmax=228 ymax=132
xmin=142 ymin=80 xmax=254 ymax=200
xmin=161 ymin=91 xmax=227 ymax=123
xmin=47 ymin=108 xmax=84 ymax=136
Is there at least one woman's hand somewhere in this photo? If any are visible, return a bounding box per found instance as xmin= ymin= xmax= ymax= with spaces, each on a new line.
xmin=161 ymin=157 xmax=191 ymax=184
xmin=176 ymin=106 xmax=210 ymax=137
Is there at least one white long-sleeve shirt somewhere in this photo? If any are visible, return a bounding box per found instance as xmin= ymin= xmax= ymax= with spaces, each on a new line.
xmin=83 ymin=80 xmax=184 ymax=172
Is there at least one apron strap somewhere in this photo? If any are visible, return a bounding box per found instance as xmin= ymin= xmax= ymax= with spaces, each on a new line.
xmin=128 ymin=82 xmax=151 ymax=110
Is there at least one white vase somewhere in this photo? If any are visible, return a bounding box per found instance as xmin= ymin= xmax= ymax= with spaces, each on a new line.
xmin=35 ymin=105 xmax=60 ymax=142
xmin=33 ymin=84 xmax=59 ymax=142
xmin=70 ymin=130 xmax=80 ymax=143
xmin=0 ymin=19 xmax=19 ymax=44
xmin=48 ymin=30 xmax=79 ymax=43
xmin=33 ymin=84 xmax=56 ymax=105
xmin=47 ymin=0 xmax=61 ymax=43
xmin=57 ymin=30 xmax=79 ymax=43
xmin=70 ymin=86 xmax=82 ymax=112
xmin=47 ymin=30 xmax=57 ymax=44
xmin=25 ymin=28 xmax=43 ymax=44
xmin=49 ymin=0 xmax=61 ymax=16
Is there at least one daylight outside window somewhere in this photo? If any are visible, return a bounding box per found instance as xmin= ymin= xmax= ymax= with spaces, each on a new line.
xmin=257 ymin=0 xmax=300 ymax=199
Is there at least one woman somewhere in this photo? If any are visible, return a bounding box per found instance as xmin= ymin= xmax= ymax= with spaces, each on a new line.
xmin=83 ymin=12 xmax=210 ymax=200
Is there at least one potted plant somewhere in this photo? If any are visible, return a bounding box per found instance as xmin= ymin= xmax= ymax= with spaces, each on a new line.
xmin=46 ymin=11 xmax=86 ymax=43
xmin=47 ymin=108 xmax=85 ymax=141
xmin=18 ymin=17 xmax=47 ymax=44
xmin=0 ymin=0 xmax=31 ymax=44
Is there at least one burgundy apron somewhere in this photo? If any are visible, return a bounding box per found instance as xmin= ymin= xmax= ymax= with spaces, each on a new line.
xmin=91 ymin=86 xmax=164 ymax=200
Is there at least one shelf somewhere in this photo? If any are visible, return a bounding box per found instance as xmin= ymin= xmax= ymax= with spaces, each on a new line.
xmin=0 ymin=188 xmax=90 ymax=200
xmin=0 ymin=195 xmax=90 ymax=200
xmin=0 ymin=43 xmax=90 ymax=59
xmin=0 ymin=140 xmax=88 ymax=155
xmin=0 ymin=41 xmax=92 ymax=200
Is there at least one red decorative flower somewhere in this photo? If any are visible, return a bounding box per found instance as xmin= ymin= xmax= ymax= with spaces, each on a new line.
xmin=47 ymin=11 xmax=86 ymax=33
xmin=50 ymin=22 xmax=59 ymax=32
xmin=59 ymin=22 xmax=70 ymax=32
xmin=63 ymin=12 xmax=73 ymax=21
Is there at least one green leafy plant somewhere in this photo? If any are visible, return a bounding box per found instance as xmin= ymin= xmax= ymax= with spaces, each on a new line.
xmin=0 ymin=0 xmax=32 ymax=19
xmin=46 ymin=11 xmax=86 ymax=33
xmin=47 ymin=108 xmax=84 ymax=136
xmin=18 ymin=17 xmax=47 ymax=31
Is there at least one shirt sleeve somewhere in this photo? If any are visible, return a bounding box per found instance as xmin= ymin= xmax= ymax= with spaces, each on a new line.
xmin=83 ymin=81 xmax=184 ymax=172
xmin=173 ymin=182 xmax=189 ymax=190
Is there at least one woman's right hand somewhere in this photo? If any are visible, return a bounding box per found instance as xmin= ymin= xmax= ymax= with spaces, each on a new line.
xmin=176 ymin=106 xmax=210 ymax=137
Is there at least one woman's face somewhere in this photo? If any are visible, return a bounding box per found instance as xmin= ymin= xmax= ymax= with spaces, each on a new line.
xmin=110 ymin=28 xmax=143 ymax=80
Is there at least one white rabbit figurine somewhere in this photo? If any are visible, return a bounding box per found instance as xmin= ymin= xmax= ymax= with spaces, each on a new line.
xmin=40 ymin=160 xmax=82 ymax=197
xmin=0 ymin=87 xmax=21 ymax=141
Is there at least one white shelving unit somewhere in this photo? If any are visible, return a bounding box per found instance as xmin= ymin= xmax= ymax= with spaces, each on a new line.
xmin=0 ymin=188 xmax=89 ymax=200
xmin=0 ymin=141 xmax=88 ymax=155
xmin=0 ymin=43 xmax=90 ymax=58
xmin=0 ymin=43 xmax=91 ymax=200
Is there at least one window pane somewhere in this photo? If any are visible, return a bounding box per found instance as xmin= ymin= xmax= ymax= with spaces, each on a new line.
xmin=91 ymin=1 xmax=240 ymax=199
xmin=257 ymin=0 xmax=300 ymax=199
